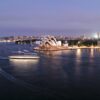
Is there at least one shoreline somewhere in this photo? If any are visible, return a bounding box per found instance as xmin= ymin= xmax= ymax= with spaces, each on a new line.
xmin=33 ymin=46 xmax=100 ymax=51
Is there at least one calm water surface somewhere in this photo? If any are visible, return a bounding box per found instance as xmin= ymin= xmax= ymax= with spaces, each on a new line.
xmin=0 ymin=43 xmax=100 ymax=100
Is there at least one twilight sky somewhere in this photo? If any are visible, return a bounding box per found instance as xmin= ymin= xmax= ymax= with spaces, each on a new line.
xmin=0 ymin=0 xmax=100 ymax=36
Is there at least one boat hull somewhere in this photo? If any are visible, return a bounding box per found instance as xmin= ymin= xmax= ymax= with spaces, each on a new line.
xmin=9 ymin=55 xmax=40 ymax=59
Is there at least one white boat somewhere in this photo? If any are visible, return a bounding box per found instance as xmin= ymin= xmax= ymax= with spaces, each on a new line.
xmin=9 ymin=50 xmax=40 ymax=59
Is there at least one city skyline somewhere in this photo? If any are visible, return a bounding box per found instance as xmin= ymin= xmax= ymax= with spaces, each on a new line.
xmin=0 ymin=0 xmax=100 ymax=36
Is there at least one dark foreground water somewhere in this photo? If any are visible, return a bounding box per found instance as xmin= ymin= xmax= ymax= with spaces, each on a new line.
xmin=0 ymin=43 xmax=100 ymax=100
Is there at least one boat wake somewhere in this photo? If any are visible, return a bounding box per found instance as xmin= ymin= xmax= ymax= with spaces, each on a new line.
xmin=0 ymin=56 xmax=8 ymax=60
xmin=0 ymin=68 xmax=44 ymax=92
xmin=0 ymin=68 xmax=66 ymax=99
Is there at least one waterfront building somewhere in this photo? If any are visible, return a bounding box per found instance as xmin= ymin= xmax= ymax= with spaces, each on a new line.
xmin=34 ymin=35 xmax=69 ymax=50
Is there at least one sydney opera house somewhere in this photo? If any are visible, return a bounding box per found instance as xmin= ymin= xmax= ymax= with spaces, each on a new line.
xmin=34 ymin=35 xmax=68 ymax=51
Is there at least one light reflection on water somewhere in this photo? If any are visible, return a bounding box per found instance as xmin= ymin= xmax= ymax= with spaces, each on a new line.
xmin=90 ymin=48 xmax=94 ymax=58
xmin=9 ymin=59 xmax=39 ymax=76
xmin=39 ymin=50 xmax=72 ymax=60
xmin=76 ymin=49 xmax=81 ymax=58
xmin=75 ymin=48 xmax=99 ymax=82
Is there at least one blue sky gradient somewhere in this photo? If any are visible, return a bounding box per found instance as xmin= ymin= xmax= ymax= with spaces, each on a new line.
xmin=0 ymin=0 xmax=100 ymax=36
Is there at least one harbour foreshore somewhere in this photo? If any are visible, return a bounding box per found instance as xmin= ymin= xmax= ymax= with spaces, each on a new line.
xmin=33 ymin=46 xmax=100 ymax=51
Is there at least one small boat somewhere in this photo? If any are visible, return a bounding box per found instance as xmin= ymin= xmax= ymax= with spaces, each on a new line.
xmin=9 ymin=50 xmax=40 ymax=59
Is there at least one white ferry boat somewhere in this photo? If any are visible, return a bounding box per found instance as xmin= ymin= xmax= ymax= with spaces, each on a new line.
xmin=9 ymin=50 xmax=40 ymax=59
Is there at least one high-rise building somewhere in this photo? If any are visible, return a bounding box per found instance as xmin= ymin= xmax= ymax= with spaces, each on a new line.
xmin=97 ymin=32 xmax=100 ymax=46
xmin=97 ymin=32 xmax=100 ymax=39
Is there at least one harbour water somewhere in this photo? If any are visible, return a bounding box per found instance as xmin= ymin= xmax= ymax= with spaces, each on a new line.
xmin=0 ymin=43 xmax=100 ymax=99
